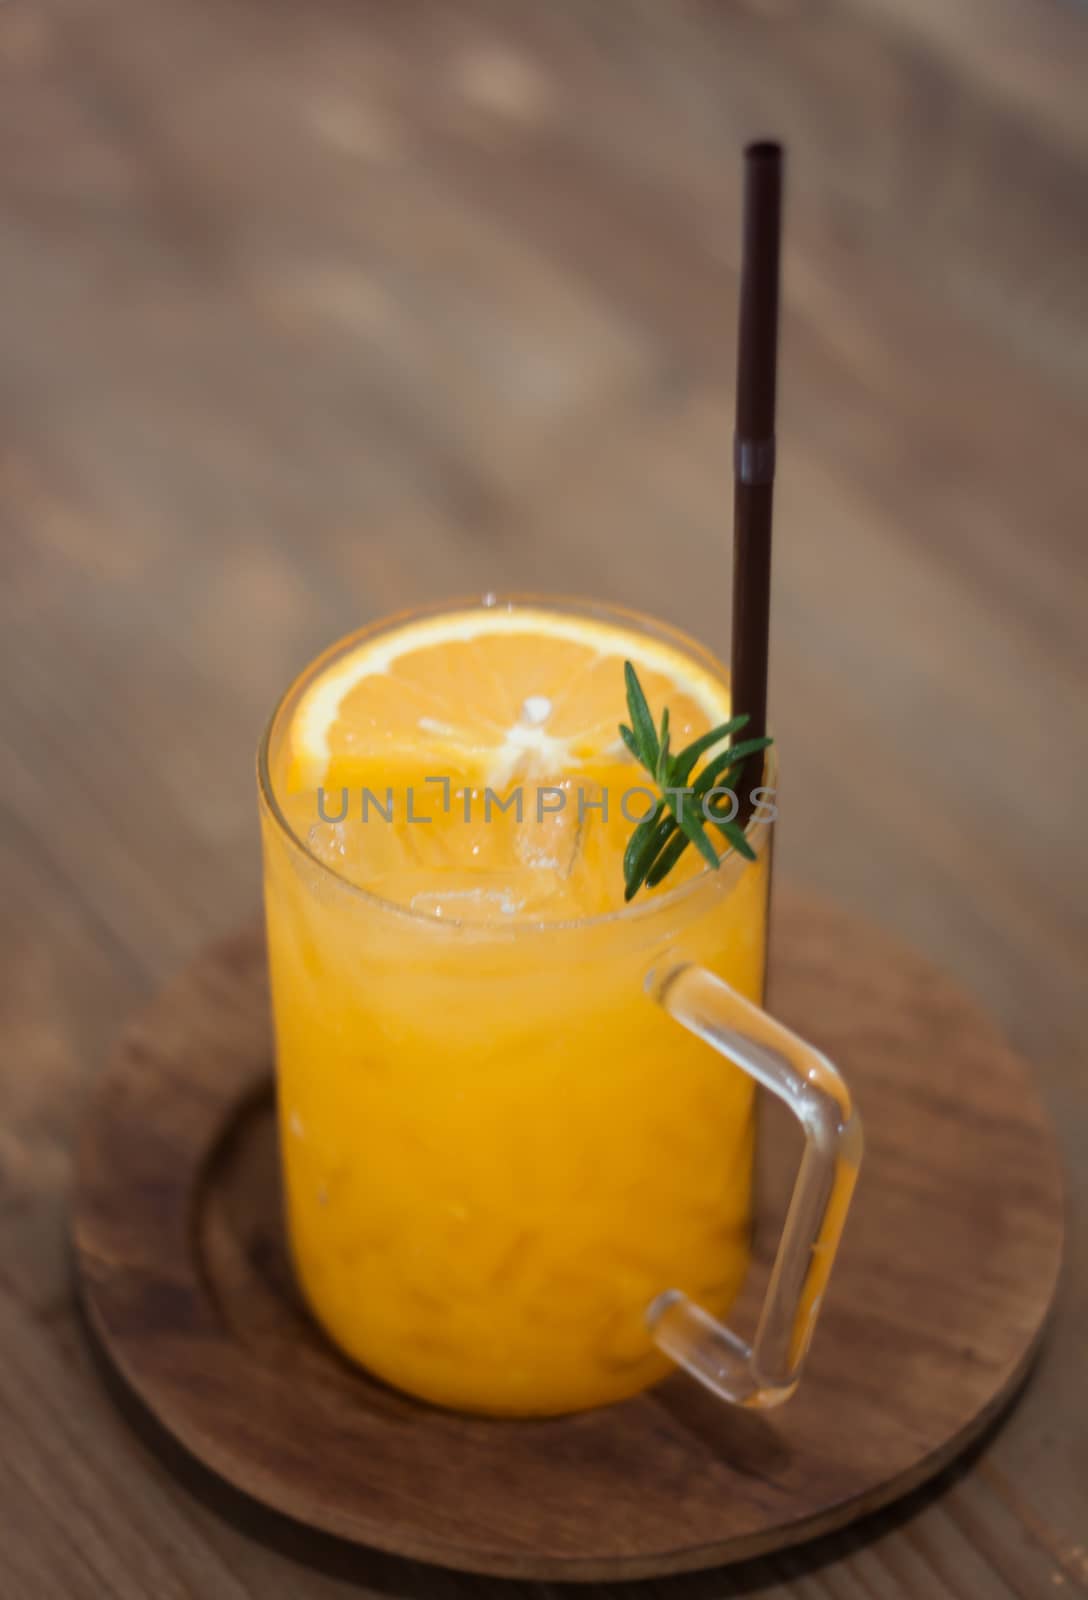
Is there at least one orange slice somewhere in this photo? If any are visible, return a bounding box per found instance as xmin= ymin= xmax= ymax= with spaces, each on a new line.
xmin=288 ymin=606 xmax=732 ymax=796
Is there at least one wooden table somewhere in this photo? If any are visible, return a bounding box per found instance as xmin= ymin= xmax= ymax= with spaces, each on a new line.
xmin=2 ymin=0 xmax=1085 ymax=1594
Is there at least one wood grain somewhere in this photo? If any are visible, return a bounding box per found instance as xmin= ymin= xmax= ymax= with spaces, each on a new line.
xmin=73 ymin=897 xmax=1064 ymax=1581
xmin=2 ymin=0 xmax=1086 ymax=1591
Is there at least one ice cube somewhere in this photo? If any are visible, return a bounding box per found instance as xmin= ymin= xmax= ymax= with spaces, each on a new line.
xmin=408 ymin=879 xmax=528 ymax=922
xmin=307 ymin=816 xmax=413 ymax=889
xmin=514 ymin=779 xmax=597 ymax=878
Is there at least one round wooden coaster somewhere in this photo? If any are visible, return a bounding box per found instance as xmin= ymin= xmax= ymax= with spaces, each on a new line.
xmin=73 ymin=892 xmax=1064 ymax=1581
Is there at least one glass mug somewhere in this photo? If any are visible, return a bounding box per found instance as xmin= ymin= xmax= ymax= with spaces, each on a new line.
xmin=258 ymin=599 xmax=862 ymax=1417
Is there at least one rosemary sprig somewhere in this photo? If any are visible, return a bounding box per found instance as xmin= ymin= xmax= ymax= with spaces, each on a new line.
xmin=619 ymin=660 xmax=773 ymax=901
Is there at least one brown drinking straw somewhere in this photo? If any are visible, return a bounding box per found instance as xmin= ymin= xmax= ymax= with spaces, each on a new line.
xmin=731 ymin=141 xmax=783 ymax=822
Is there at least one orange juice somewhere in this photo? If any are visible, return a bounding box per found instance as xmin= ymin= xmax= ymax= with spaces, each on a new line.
xmin=259 ymin=599 xmax=772 ymax=1415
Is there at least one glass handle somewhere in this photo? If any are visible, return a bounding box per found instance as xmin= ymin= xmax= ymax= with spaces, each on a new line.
xmin=645 ymin=962 xmax=863 ymax=1408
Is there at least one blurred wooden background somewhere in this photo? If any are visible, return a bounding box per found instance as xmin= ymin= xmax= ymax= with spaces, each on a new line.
xmin=2 ymin=0 xmax=1086 ymax=1595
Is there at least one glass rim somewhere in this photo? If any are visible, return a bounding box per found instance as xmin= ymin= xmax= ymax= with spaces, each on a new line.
xmin=257 ymin=593 xmax=775 ymax=937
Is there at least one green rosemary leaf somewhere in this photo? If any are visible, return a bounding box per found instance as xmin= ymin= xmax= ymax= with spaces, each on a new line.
xmin=624 ymin=660 xmax=659 ymax=767
xmin=618 ymin=723 xmax=639 ymax=761
xmin=622 ymin=806 xmax=668 ymax=889
xmin=655 ymin=727 xmax=672 ymax=788
xmin=623 ymin=814 xmax=677 ymax=900
xmin=707 ymin=811 xmax=758 ymax=862
xmin=678 ymin=806 xmax=721 ymax=871
xmin=670 ymin=714 xmax=750 ymax=785
xmin=692 ymin=734 xmax=773 ymax=797
xmin=644 ymin=827 xmax=690 ymax=888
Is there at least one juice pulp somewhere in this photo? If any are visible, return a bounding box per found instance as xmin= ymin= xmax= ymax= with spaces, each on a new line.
xmin=259 ymin=601 xmax=771 ymax=1415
